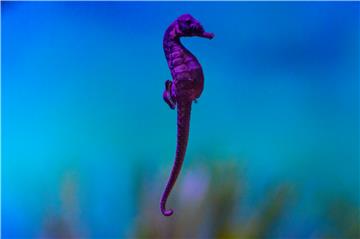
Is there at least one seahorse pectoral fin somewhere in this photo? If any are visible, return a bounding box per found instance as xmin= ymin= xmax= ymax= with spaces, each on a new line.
xmin=163 ymin=80 xmax=176 ymax=109
xmin=165 ymin=80 xmax=172 ymax=90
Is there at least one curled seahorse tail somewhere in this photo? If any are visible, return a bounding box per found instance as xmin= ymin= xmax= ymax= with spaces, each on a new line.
xmin=160 ymin=100 xmax=192 ymax=217
xmin=160 ymin=206 xmax=173 ymax=217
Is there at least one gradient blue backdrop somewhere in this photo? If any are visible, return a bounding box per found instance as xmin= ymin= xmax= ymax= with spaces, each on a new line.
xmin=2 ymin=2 xmax=359 ymax=238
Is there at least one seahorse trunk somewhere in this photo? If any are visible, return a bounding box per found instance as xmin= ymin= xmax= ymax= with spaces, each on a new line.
xmin=160 ymin=100 xmax=192 ymax=216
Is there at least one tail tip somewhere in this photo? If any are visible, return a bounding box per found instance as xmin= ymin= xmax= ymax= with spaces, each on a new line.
xmin=161 ymin=208 xmax=174 ymax=217
xmin=161 ymin=199 xmax=174 ymax=216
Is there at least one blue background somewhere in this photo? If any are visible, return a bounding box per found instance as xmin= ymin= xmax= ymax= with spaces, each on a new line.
xmin=2 ymin=2 xmax=359 ymax=238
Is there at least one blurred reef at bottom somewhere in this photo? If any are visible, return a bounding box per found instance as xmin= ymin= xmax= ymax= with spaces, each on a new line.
xmin=131 ymin=159 xmax=360 ymax=239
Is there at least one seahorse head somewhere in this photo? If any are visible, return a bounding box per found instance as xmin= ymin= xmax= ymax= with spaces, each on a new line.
xmin=174 ymin=14 xmax=214 ymax=39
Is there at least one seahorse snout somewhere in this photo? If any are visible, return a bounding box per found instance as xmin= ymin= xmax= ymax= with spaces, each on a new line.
xmin=201 ymin=32 xmax=215 ymax=39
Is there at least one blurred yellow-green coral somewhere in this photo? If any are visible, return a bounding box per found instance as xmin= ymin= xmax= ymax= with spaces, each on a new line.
xmin=131 ymin=159 xmax=295 ymax=239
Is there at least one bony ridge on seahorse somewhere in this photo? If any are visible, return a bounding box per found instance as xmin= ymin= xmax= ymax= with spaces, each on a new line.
xmin=161 ymin=14 xmax=214 ymax=217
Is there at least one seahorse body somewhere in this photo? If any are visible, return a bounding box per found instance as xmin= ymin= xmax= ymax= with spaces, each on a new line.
xmin=160 ymin=14 xmax=214 ymax=217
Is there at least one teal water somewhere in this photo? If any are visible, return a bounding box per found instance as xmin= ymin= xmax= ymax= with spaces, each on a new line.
xmin=2 ymin=2 xmax=359 ymax=238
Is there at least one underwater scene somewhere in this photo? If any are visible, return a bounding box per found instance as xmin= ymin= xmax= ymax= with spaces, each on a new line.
xmin=2 ymin=1 xmax=359 ymax=238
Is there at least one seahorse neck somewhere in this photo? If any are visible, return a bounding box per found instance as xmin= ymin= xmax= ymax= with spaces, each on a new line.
xmin=163 ymin=25 xmax=189 ymax=60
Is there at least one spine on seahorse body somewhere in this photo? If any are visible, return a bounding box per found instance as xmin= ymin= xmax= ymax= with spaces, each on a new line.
xmin=160 ymin=100 xmax=192 ymax=216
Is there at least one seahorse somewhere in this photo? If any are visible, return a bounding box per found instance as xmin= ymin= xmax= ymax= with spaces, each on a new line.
xmin=161 ymin=14 xmax=214 ymax=217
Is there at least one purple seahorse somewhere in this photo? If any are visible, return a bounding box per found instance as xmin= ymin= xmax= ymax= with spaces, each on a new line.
xmin=160 ymin=14 xmax=214 ymax=217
